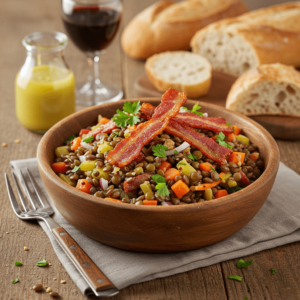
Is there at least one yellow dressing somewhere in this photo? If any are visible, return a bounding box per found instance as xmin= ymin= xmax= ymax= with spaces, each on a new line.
xmin=15 ymin=65 xmax=75 ymax=133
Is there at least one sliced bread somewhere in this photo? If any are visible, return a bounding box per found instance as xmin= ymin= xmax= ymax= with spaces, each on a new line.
xmin=145 ymin=51 xmax=212 ymax=98
xmin=191 ymin=2 xmax=300 ymax=76
xmin=226 ymin=63 xmax=300 ymax=117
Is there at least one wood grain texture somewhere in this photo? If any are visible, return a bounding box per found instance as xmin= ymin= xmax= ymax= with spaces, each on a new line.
xmin=52 ymin=227 xmax=115 ymax=292
xmin=37 ymin=98 xmax=280 ymax=252
xmin=0 ymin=0 xmax=299 ymax=299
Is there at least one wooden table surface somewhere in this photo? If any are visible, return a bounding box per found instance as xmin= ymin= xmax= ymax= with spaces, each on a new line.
xmin=1 ymin=0 xmax=300 ymax=299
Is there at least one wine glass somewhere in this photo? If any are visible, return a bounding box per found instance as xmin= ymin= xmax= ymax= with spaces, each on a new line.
xmin=61 ymin=0 xmax=123 ymax=106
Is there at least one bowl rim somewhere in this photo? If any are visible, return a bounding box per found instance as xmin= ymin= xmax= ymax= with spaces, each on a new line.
xmin=37 ymin=98 xmax=280 ymax=213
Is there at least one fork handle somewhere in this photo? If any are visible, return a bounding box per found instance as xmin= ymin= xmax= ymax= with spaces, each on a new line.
xmin=52 ymin=227 xmax=115 ymax=292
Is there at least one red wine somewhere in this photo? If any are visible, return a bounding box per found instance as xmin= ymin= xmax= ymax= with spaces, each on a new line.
xmin=63 ymin=7 xmax=121 ymax=52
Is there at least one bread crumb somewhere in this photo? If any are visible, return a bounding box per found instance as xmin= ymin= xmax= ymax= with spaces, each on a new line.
xmin=14 ymin=139 xmax=21 ymax=144
xmin=24 ymin=246 xmax=28 ymax=251
xmin=53 ymin=278 xmax=56 ymax=281
xmin=60 ymin=280 xmax=66 ymax=284
xmin=2 ymin=143 xmax=7 ymax=147
xmin=49 ymin=263 xmax=52 ymax=266
xmin=6 ymin=264 xmax=9 ymax=267
xmin=46 ymin=287 xmax=52 ymax=293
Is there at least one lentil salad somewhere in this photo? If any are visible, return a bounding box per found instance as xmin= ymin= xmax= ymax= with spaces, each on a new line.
xmin=52 ymin=88 xmax=264 ymax=206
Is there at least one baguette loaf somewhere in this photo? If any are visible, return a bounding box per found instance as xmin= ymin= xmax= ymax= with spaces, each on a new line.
xmin=121 ymin=0 xmax=248 ymax=59
xmin=191 ymin=2 xmax=300 ymax=76
xmin=226 ymin=64 xmax=300 ymax=117
xmin=146 ymin=51 xmax=212 ymax=98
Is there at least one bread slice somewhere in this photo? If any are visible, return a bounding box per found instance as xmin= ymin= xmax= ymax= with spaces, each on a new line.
xmin=146 ymin=51 xmax=212 ymax=98
xmin=121 ymin=0 xmax=248 ymax=59
xmin=226 ymin=64 xmax=300 ymax=117
xmin=191 ymin=2 xmax=300 ymax=76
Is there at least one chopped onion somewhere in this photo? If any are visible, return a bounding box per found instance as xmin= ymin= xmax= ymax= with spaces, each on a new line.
xmin=79 ymin=155 xmax=86 ymax=163
xmin=165 ymin=142 xmax=190 ymax=156
xmin=81 ymin=142 xmax=93 ymax=150
xmin=161 ymin=201 xmax=173 ymax=206
xmin=203 ymin=112 xmax=208 ymax=117
xmin=99 ymin=178 xmax=108 ymax=191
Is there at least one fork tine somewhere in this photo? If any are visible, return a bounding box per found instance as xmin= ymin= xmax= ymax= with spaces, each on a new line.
xmin=4 ymin=173 xmax=23 ymax=216
xmin=19 ymin=170 xmax=38 ymax=210
xmin=12 ymin=172 xmax=30 ymax=212
xmin=25 ymin=168 xmax=50 ymax=208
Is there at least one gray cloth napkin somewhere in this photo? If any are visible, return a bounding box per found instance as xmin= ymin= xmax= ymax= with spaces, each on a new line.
xmin=9 ymin=159 xmax=300 ymax=296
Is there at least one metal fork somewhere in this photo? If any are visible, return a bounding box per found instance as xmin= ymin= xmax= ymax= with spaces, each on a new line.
xmin=4 ymin=168 xmax=119 ymax=298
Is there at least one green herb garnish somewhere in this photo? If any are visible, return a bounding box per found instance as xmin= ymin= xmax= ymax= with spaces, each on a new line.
xmin=187 ymin=153 xmax=197 ymax=161
xmin=226 ymin=122 xmax=231 ymax=126
xmin=228 ymin=186 xmax=242 ymax=194
xmin=14 ymin=261 xmax=22 ymax=267
xmin=216 ymin=132 xmax=233 ymax=149
xmin=68 ymin=135 xmax=76 ymax=141
xmin=71 ymin=165 xmax=80 ymax=173
xmin=112 ymin=101 xmax=141 ymax=127
xmin=151 ymin=175 xmax=170 ymax=197
xmin=174 ymin=150 xmax=179 ymax=155
xmin=152 ymin=144 xmax=168 ymax=158
xmin=178 ymin=162 xmax=186 ymax=166
xmin=270 ymin=268 xmax=277 ymax=275
xmin=210 ymin=166 xmax=216 ymax=172
xmin=83 ymin=136 xmax=94 ymax=143
xmin=91 ymin=169 xmax=94 ymax=175
xmin=228 ymin=275 xmax=242 ymax=282
xmin=12 ymin=278 xmax=19 ymax=284
xmin=244 ymin=298 xmax=249 ymax=300
xmin=182 ymin=102 xmax=204 ymax=117
xmin=36 ymin=259 xmax=47 ymax=267
xmin=112 ymin=132 xmax=119 ymax=137
xmin=237 ymin=259 xmax=253 ymax=268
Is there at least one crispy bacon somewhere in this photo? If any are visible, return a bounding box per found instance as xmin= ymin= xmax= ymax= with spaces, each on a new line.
xmin=86 ymin=120 xmax=117 ymax=139
xmin=124 ymin=173 xmax=152 ymax=193
xmin=134 ymin=152 xmax=146 ymax=163
xmin=107 ymin=88 xmax=187 ymax=167
xmin=165 ymin=120 xmax=232 ymax=164
xmin=141 ymin=103 xmax=233 ymax=134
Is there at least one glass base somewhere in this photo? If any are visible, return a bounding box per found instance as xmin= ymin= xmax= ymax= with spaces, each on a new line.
xmin=76 ymin=77 xmax=123 ymax=106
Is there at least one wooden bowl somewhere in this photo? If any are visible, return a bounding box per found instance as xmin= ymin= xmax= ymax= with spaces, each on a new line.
xmin=37 ymin=99 xmax=280 ymax=253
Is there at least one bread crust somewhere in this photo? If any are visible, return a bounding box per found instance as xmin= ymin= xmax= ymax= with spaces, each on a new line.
xmin=226 ymin=63 xmax=300 ymax=117
xmin=191 ymin=2 xmax=300 ymax=73
xmin=121 ymin=0 xmax=248 ymax=59
xmin=145 ymin=51 xmax=212 ymax=98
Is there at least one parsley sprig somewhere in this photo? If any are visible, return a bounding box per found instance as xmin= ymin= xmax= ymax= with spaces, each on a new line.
xmin=12 ymin=278 xmax=19 ymax=284
xmin=14 ymin=261 xmax=22 ymax=267
xmin=152 ymin=144 xmax=168 ymax=158
xmin=112 ymin=101 xmax=141 ymax=127
xmin=215 ymin=132 xmax=233 ymax=149
xmin=182 ymin=102 xmax=203 ymax=117
xmin=270 ymin=268 xmax=277 ymax=275
xmin=228 ymin=275 xmax=242 ymax=282
xmin=187 ymin=153 xmax=197 ymax=161
xmin=237 ymin=259 xmax=253 ymax=268
xmin=36 ymin=259 xmax=47 ymax=267
xmin=82 ymin=136 xmax=94 ymax=143
xmin=151 ymin=174 xmax=170 ymax=197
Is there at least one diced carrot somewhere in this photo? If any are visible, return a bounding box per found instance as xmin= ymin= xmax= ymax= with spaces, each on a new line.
xmin=211 ymin=136 xmax=217 ymax=141
xmin=79 ymin=129 xmax=91 ymax=137
xmin=76 ymin=179 xmax=92 ymax=194
xmin=219 ymin=172 xmax=225 ymax=178
xmin=98 ymin=117 xmax=110 ymax=124
xmin=165 ymin=168 xmax=181 ymax=181
xmin=199 ymin=162 xmax=214 ymax=172
xmin=194 ymin=180 xmax=221 ymax=191
xmin=250 ymin=152 xmax=259 ymax=161
xmin=233 ymin=126 xmax=241 ymax=135
xmin=227 ymin=133 xmax=236 ymax=142
xmin=158 ymin=161 xmax=171 ymax=172
xmin=171 ymin=180 xmax=190 ymax=198
xmin=143 ymin=200 xmax=158 ymax=205
xmin=215 ymin=190 xmax=229 ymax=198
xmin=72 ymin=137 xmax=81 ymax=151
xmin=228 ymin=152 xmax=245 ymax=166
xmin=52 ymin=162 xmax=69 ymax=174
xmin=105 ymin=198 xmax=122 ymax=203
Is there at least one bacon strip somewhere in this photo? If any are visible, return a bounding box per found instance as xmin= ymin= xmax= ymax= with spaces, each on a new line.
xmin=134 ymin=152 xmax=146 ymax=163
xmin=166 ymin=120 xmax=232 ymax=164
xmin=107 ymin=88 xmax=187 ymax=167
xmin=86 ymin=120 xmax=117 ymax=139
xmin=124 ymin=173 xmax=152 ymax=193
xmin=141 ymin=103 xmax=233 ymax=134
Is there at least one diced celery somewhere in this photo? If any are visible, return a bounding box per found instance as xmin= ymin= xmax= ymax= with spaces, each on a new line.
xmin=204 ymin=188 xmax=213 ymax=200
xmin=92 ymin=167 xmax=110 ymax=180
xmin=55 ymin=146 xmax=69 ymax=158
xmin=97 ymin=141 xmax=114 ymax=154
xmin=176 ymin=158 xmax=196 ymax=175
xmin=220 ymin=173 xmax=231 ymax=182
xmin=80 ymin=160 xmax=96 ymax=171
xmin=236 ymin=134 xmax=249 ymax=146
xmin=140 ymin=181 xmax=153 ymax=197
xmin=59 ymin=174 xmax=76 ymax=186
xmin=91 ymin=124 xmax=100 ymax=130
xmin=124 ymin=129 xmax=130 ymax=138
